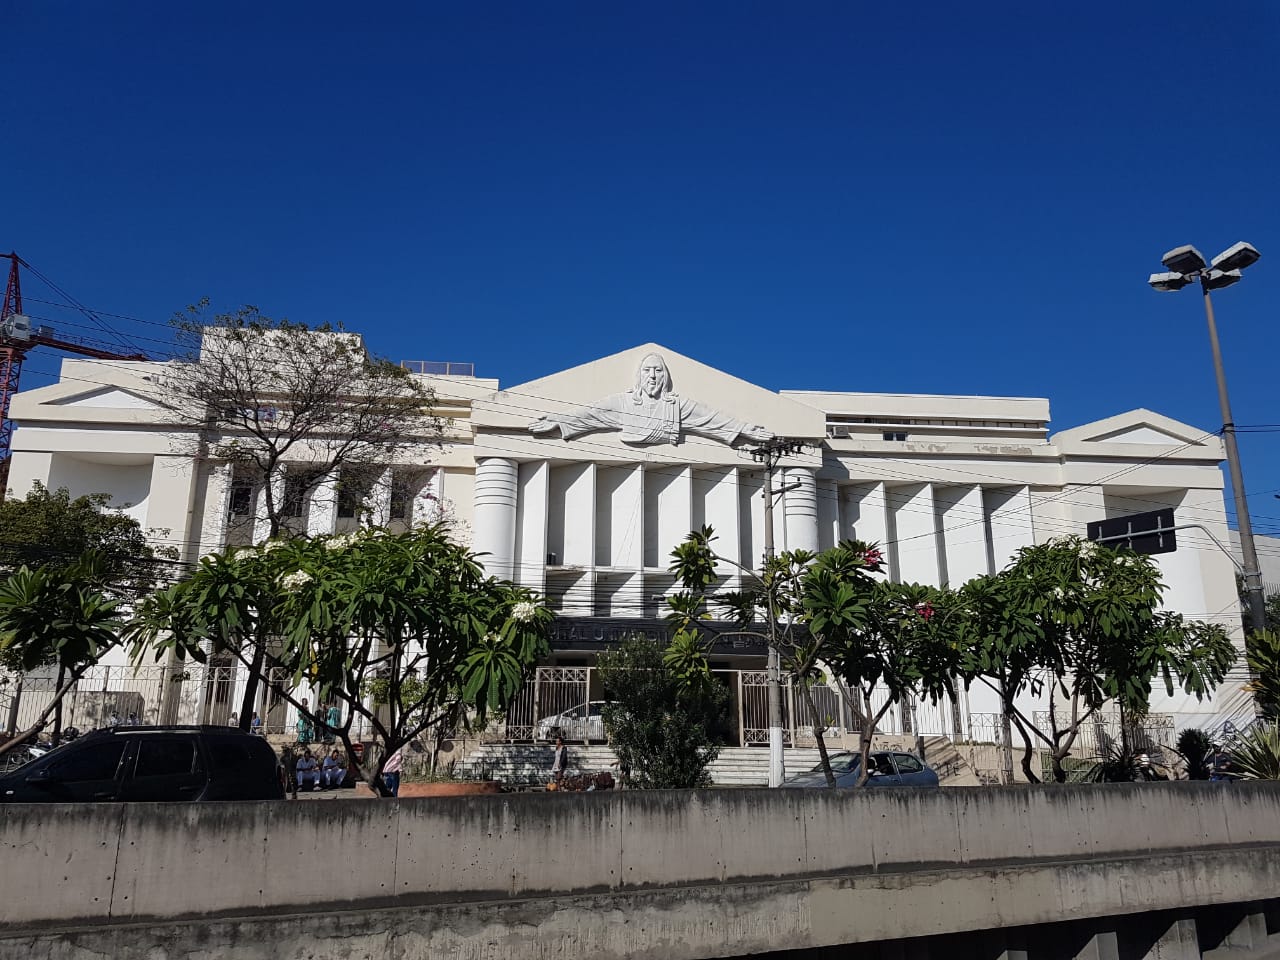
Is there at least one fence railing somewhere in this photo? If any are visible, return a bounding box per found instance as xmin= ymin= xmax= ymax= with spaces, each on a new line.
xmin=482 ymin=667 xmax=983 ymax=748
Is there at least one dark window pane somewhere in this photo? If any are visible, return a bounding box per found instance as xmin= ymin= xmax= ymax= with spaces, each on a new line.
xmin=207 ymin=739 xmax=254 ymax=774
xmin=135 ymin=738 xmax=198 ymax=778
xmin=229 ymin=482 xmax=254 ymax=517
xmin=49 ymin=741 xmax=127 ymax=782
xmin=282 ymin=476 xmax=308 ymax=518
xmin=894 ymin=754 xmax=923 ymax=773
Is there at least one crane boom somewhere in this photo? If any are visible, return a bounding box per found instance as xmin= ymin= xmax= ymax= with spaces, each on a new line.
xmin=0 ymin=253 xmax=151 ymax=496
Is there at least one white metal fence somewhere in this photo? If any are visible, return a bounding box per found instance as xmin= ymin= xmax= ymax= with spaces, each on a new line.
xmin=483 ymin=666 xmax=989 ymax=747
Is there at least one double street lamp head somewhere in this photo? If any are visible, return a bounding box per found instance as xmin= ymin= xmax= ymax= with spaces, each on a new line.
xmin=1149 ymin=241 xmax=1259 ymax=293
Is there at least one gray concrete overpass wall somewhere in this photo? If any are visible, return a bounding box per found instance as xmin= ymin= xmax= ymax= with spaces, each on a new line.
xmin=3 ymin=783 xmax=1280 ymax=959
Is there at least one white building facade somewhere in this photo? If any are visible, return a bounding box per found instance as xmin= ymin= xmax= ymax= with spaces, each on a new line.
xmin=3 ymin=341 xmax=1256 ymax=742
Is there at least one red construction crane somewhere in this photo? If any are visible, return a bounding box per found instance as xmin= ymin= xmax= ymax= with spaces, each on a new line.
xmin=0 ymin=252 xmax=150 ymax=495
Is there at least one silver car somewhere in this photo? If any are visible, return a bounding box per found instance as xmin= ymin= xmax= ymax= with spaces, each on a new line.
xmin=783 ymin=750 xmax=940 ymax=788
xmin=535 ymin=701 xmax=610 ymax=742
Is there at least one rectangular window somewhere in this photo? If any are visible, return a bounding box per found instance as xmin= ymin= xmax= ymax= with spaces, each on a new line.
xmin=134 ymin=738 xmax=199 ymax=778
xmin=229 ymin=480 xmax=254 ymax=517
xmin=337 ymin=477 xmax=365 ymax=519
xmin=49 ymin=741 xmax=127 ymax=782
xmin=282 ymin=475 xmax=308 ymax=518
xmin=389 ymin=474 xmax=413 ymax=521
xmin=882 ymin=432 xmax=908 ymax=442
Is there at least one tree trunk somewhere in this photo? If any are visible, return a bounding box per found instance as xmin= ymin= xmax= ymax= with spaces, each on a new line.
xmin=237 ymin=640 xmax=265 ymax=732
xmin=5 ymin=674 xmax=23 ymax=737
xmin=52 ymin=665 xmax=65 ymax=743
xmin=1010 ymin=714 xmax=1040 ymax=784
xmin=799 ymin=682 xmax=836 ymax=787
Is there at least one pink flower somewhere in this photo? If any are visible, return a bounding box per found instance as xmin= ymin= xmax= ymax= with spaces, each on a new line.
xmin=916 ymin=602 xmax=935 ymax=620
xmin=863 ymin=548 xmax=884 ymax=567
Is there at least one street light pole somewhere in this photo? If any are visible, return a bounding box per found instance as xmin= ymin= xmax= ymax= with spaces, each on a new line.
xmin=761 ymin=462 xmax=784 ymax=788
xmin=751 ymin=437 xmax=808 ymax=788
xmin=1200 ymin=280 xmax=1268 ymax=634
xmin=1149 ymin=241 xmax=1267 ymax=637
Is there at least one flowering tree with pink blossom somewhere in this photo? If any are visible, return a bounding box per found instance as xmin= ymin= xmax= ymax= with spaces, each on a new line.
xmin=668 ymin=528 xmax=918 ymax=787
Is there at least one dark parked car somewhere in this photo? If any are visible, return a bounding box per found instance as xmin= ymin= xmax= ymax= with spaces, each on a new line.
xmin=0 ymin=725 xmax=285 ymax=803
xmin=782 ymin=750 xmax=940 ymax=788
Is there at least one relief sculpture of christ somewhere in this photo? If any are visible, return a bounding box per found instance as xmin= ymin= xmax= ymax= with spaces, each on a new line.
xmin=529 ymin=353 xmax=773 ymax=447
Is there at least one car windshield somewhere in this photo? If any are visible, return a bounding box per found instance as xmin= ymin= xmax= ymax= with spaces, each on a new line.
xmin=809 ymin=754 xmax=859 ymax=775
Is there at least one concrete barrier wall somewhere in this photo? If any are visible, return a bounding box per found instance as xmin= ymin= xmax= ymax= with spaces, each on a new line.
xmin=3 ymin=782 xmax=1280 ymax=930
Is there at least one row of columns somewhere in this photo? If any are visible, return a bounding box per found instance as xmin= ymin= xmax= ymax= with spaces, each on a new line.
xmin=473 ymin=457 xmax=1035 ymax=589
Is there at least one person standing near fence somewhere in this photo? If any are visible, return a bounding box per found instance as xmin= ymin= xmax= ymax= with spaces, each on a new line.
xmin=382 ymin=747 xmax=403 ymax=797
xmin=296 ymin=699 xmax=314 ymax=745
xmin=551 ymin=737 xmax=567 ymax=786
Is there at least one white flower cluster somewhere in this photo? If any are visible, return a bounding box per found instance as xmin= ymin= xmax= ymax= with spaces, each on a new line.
xmin=325 ymin=533 xmax=358 ymax=551
xmin=232 ymin=548 xmax=256 ymax=561
xmin=510 ymin=600 xmax=540 ymax=623
xmin=280 ymin=569 xmax=315 ymax=590
xmin=260 ymin=540 xmax=284 ymax=554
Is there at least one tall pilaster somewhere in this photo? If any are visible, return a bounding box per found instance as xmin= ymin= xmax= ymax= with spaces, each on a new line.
xmin=411 ymin=469 xmax=443 ymax=527
xmin=253 ymin=468 xmax=285 ymax=544
xmin=473 ymin=457 xmax=518 ymax=581
xmin=889 ymin=483 xmax=941 ymax=585
xmin=198 ymin=463 xmax=233 ymax=557
xmin=307 ymin=472 xmax=338 ymax=537
xmin=364 ymin=467 xmax=394 ymax=528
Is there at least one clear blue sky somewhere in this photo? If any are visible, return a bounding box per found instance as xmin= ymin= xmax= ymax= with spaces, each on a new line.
xmin=8 ymin=2 xmax=1279 ymax=532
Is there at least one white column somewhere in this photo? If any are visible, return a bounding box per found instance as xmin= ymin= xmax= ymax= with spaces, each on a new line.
xmin=411 ymin=468 xmax=443 ymax=527
xmin=783 ymin=467 xmax=819 ymax=554
xmin=986 ymin=484 xmax=1040 ymax=725
xmin=936 ymin=485 xmax=989 ymax=587
xmin=144 ymin=456 xmax=198 ymax=559
xmin=987 ymin=485 xmax=1036 ymax=573
xmin=842 ymin=482 xmax=890 ymax=548
xmin=253 ymin=468 xmax=285 ymax=544
xmin=817 ymin=479 xmax=839 ymax=551
xmin=514 ymin=461 xmax=549 ymax=590
xmin=473 ymin=457 xmax=519 ymax=581
xmin=364 ymin=467 xmax=393 ymax=528
xmin=890 ymin=483 xmax=941 ymax=585
xmin=306 ymin=472 xmax=338 ymax=537
xmin=199 ymin=463 xmax=233 ymax=557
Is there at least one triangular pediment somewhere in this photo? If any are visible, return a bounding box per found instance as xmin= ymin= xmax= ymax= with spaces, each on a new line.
xmin=1054 ymin=409 xmax=1217 ymax=448
xmin=471 ymin=343 xmax=825 ymax=460
xmin=49 ymin=387 xmax=163 ymax=411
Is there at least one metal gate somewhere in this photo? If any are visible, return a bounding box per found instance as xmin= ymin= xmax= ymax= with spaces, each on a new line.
xmin=740 ymin=671 xmax=793 ymax=747
xmin=496 ymin=666 xmax=590 ymax=742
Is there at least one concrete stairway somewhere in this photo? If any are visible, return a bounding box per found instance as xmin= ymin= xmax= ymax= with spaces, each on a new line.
xmin=453 ymin=743 xmax=828 ymax=787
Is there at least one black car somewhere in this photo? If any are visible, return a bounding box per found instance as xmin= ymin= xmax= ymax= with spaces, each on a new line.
xmin=0 ymin=725 xmax=285 ymax=802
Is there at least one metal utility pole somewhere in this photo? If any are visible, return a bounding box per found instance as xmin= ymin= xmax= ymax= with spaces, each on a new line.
xmin=1149 ymin=242 xmax=1267 ymax=636
xmin=1200 ymin=282 xmax=1268 ymax=635
xmin=751 ymin=437 xmax=807 ymax=788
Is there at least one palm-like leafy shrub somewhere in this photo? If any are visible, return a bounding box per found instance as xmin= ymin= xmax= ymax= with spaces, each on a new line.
xmin=1228 ymin=723 xmax=1280 ymax=781
xmin=1175 ymin=727 xmax=1213 ymax=780
xmin=1245 ymin=630 xmax=1280 ymax=720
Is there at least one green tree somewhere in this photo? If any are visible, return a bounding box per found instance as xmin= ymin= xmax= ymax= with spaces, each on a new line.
xmin=150 ymin=303 xmax=447 ymax=729
xmin=0 ymin=481 xmax=170 ymax=589
xmin=129 ymin=526 xmax=551 ymax=795
xmin=816 ymin=579 xmax=961 ymax=786
xmin=0 ymin=553 xmax=124 ymax=757
xmin=957 ymin=537 xmax=1237 ymax=783
xmin=668 ymin=527 xmax=951 ymax=789
xmin=597 ymin=634 xmax=730 ymax=789
xmin=1245 ymin=629 xmax=1280 ymax=720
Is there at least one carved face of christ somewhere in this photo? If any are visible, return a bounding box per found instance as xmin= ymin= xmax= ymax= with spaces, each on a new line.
xmin=638 ymin=356 xmax=668 ymax=399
